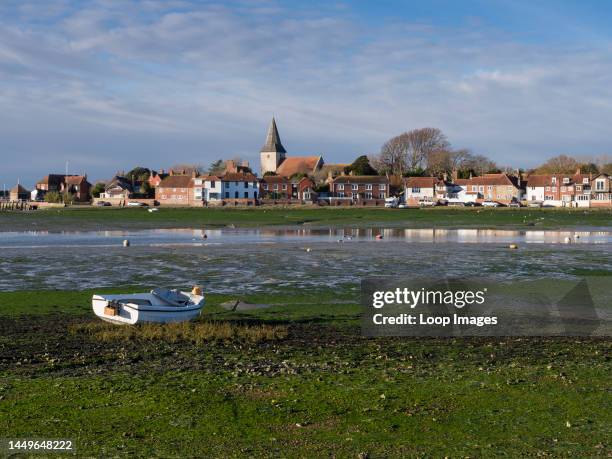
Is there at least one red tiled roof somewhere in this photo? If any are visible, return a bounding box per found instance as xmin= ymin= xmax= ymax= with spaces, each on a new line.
xmin=404 ymin=177 xmax=438 ymax=188
xmin=261 ymin=175 xmax=289 ymax=183
xmin=222 ymin=172 xmax=258 ymax=182
xmin=275 ymin=156 xmax=321 ymax=177
xmin=526 ymin=173 xmax=588 ymax=187
xmin=464 ymin=173 xmax=519 ymax=187
xmin=158 ymin=175 xmax=194 ymax=188
xmin=332 ymin=175 xmax=388 ymax=184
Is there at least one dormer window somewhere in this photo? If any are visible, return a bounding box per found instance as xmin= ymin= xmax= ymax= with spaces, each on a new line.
xmin=563 ymin=177 xmax=569 ymax=184
xmin=551 ymin=177 xmax=557 ymax=184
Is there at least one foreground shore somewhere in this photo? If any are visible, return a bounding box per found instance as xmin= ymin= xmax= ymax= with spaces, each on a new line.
xmin=0 ymin=289 xmax=610 ymax=457
xmin=1 ymin=206 xmax=611 ymax=232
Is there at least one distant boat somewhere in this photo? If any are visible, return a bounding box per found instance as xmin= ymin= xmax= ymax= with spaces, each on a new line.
xmin=92 ymin=287 xmax=204 ymax=325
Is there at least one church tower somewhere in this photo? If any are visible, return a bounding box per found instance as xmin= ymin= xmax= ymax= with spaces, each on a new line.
xmin=260 ymin=117 xmax=286 ymax=175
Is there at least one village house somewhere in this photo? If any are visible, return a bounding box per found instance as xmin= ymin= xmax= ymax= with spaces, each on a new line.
xmin=329 ymin=175 xmax=389 ymax=205
xmin=590 ymin=173 xmax=612 ymax=207
xmin=456 ymin=173 xmax=523 ymax=204
xmin=101 ymin=176 xmax=135 ymax=200
xmin=259 ymin=175 xmax=316 ymax=202
xmin=34 ymin=174 xmax=92 ymax=202
xmin=148 ymin=170 xmax=169 ymax=188
xmin=156 ymin=171 xmax=259 ymax=206
xmin=155 ymin=174 xmax=196 ymax=206
xmin=526 ymin=170 xmax=591 ymax=207
xmin=10 ymin=183 xmax=30 ymax=201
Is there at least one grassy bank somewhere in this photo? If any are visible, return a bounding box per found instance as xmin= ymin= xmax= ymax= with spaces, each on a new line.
xmin=1 ymin=206 xmax=611 ymax=231
xmin=1 ymin=289 xmax=610 ymax=457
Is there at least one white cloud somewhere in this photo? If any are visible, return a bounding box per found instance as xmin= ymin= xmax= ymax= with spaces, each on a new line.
xmin=1 ymin=0 xmax=612 ymax=186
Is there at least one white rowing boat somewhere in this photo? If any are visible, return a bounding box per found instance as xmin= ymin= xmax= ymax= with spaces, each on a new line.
xmin=92 ymin=287 xmax=205 ymax=325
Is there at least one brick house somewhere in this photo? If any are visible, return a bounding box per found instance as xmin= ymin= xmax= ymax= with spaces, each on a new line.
xmin=148 ymin=170 xmax=169 ymax=188
xmin=156 ymin=175 xmax=196 ymax=206
xmin=526 ymin=171 xmax=591 ymax=207
xmin=329 ymin=175 xmax=389 ymax=205
xmin=259 ymin=175 xmax=316 ymax=202
xmin=459 ymin=173 xmax=523 ymax=204
xmin=35 ymin=174 xmax=92 ymax=202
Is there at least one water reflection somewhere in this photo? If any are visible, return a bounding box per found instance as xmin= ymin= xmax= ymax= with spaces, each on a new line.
xmin=0 ymin=227 xmax=611 ymax=248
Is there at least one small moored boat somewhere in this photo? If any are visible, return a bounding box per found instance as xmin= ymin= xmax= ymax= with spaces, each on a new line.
xmin=92 ymin=287 xmax=205 ymax=325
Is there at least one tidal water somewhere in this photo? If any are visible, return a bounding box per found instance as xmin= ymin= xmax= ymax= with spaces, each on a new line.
xmin=1 ymin=227 xmax=610 ymax=293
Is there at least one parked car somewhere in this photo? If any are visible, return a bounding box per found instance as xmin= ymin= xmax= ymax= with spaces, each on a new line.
xmin=418 ymin=199 xmax=436 ymax=207
xmin=446 ymin=198 xmax=465 ymax=207
xmin=397 ymin=203 xmax=409 ymax=209
xmin=464 ymin=201 xmax=479 ymax=207
xmin=528 ymin=201 xmax=543 ymax=208
xmin=95 ymin=201 xmax=111 ymax=207
xmin=384 ymin=197 xmax=398 ymax=208
xmin=508 ymin=201 xmax=522 ymax=208
xmin=127 ymin=201 xmax=148 ymax=207
xmin=481 ymin=200 xmax=500 ymax=207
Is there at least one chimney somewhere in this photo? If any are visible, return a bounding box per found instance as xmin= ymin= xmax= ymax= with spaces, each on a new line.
xmin=170 ymin=169 xmax=174 ymax=176
xmin=576 ymin=167 xmax=581 ymax=176
xmin=225 ymin=160 xmax=237 ymax=173
xmin=451 ymin=169 xmax=458 ymax=182
xmin=443 ymin=172 xmax=448 ymax=182
xmin=469 ymin=171 xmax=473 ymax=179
xmin=241 ymin=160 xmax=249 ymax=168
xmin=191 ymin=169 xmax=197 ymax=178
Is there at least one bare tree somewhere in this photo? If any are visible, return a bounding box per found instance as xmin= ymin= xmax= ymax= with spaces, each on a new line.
xmin=535 ymin=155 xmax=579 ymax=174
xmin=170 ymin=163 xmax=204 ymax=175
xmin=426 ymin=149 xmax=452 ymax=177
xmin=376 ymin=127 xmax=450 ymax=176
xmin=461 ymin=154 xmax=498 ymax=176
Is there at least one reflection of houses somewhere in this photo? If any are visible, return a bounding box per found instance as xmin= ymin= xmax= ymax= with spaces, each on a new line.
xmin=329 ymin=175 xmax=389 ymax=205
xmin=259 ymin=175 xmax=316 ymax=202
xmin=34 ymin=174 xmax=92 ymax=202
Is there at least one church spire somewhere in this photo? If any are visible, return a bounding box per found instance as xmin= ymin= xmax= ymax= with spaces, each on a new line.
xmin=260 ymin=117 xmax=286 ymax=153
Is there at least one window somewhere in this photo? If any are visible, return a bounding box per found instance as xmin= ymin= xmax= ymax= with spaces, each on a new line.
xmin=563 ymin=177 xmax=569 ymax=184
xmin=472 ymin=186 xmax=478 ymax=192
xmin=552 ymin=187 xmax=557 ymax=192
xmin=210 ymin=180 xmax=215 ymax=187
xmin=576 ymin=185 xmax=581 ymax=191
xmin=379 ymin=184 xmax=386 ymax=191
xmin=487 ymin=185 xmax=493 ymax=191
xmin=273 ymin=184 xmax=278 ymax=191
xmin=234 ymin=191 xmax=239 ymax=198
xmin=282 ymin=184 xmax=287 ymax=190
xmin=412 ymin=187 xmax=420 ymax=193
xmin=596 ymin=180 xmax=605 ymax=191
xmin=365 ymin=192 xmax=373 ymax=199
xmin=545 ymin=186 xmax=550 ymax=191
xmin=225 ymin=192 xmax=229 ymax=198
xmin=244 ymin=192 xmax=248 ymax=198
xmin=352 ymin=192 xmax=358 ymax=200
xmin=338 ymin=192 xmax=345 ymax=198
xmin=224 ymin=182 xmax=229 ymax=188
xmin=552 ymin=177 xmax=557 ymax=184
xmin=583 ymin=178 xmax=589 ymax=184
xmin=478 ymin=186 xmax=484 ymax=192
xmin=561 ymin=186 xmax=566 ymax=192
xmin=338 ymin=184 xmax=344 ymax=191
xmin=352 ymin=184 xmax=358 ymax=191
xmin=366 ymin=184 xmax=372 ymax=190
xmin=263 ymin=184 xmax=268 ymax=190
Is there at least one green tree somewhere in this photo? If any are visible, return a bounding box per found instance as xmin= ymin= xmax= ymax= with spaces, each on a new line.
xmin=345 ymin=155 xmax=377 ymax=176
xmin=208 ymin=160 xmax=225 ymax=175
xmin=263 ymin=171 xmax=277 ymax=176
xmin=126 ymin=167 xmax=151 ymax=182
xmin=579 ymin=163 xmax=599 ymax=175
xmin=44 ymin=191 xmax=62 ymax=203
xmin=91 ymin=182 xmax=106 ymax=198
xmin=140 ymin=181 xmax=154 ymax=198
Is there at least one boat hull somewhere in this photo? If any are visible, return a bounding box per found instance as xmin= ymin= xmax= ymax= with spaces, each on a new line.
xmin=92 ymin=292 xmax=204 ymax=325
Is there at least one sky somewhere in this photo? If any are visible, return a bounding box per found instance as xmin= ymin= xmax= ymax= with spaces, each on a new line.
xmin=1 ymin=0 xmax=612 ymax=187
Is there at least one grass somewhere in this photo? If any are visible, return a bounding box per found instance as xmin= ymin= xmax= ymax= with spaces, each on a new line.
xmin=69 ymin=320 xmax=288 ymax=344
xmin=1 ymin=205 xmax=611 ymax=231
xmin=1 ymin=288 xmax=611 ymax=457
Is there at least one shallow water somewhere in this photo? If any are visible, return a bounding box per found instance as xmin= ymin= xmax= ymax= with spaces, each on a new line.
xmin=1 ymin=227 xmax=610 ymax=293
xmin=1 ymin=227 xmax=611 ymax=248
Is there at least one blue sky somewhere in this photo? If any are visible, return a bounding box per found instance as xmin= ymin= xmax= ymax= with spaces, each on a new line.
xmin=1 ymin=0 xmax=612 ymax=187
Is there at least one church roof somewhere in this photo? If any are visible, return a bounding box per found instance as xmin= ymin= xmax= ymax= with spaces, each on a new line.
xmin=275 ymin=156 xmax=322 ymax=177
xmin=260 ymin=117 xmax=286 ymax=153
